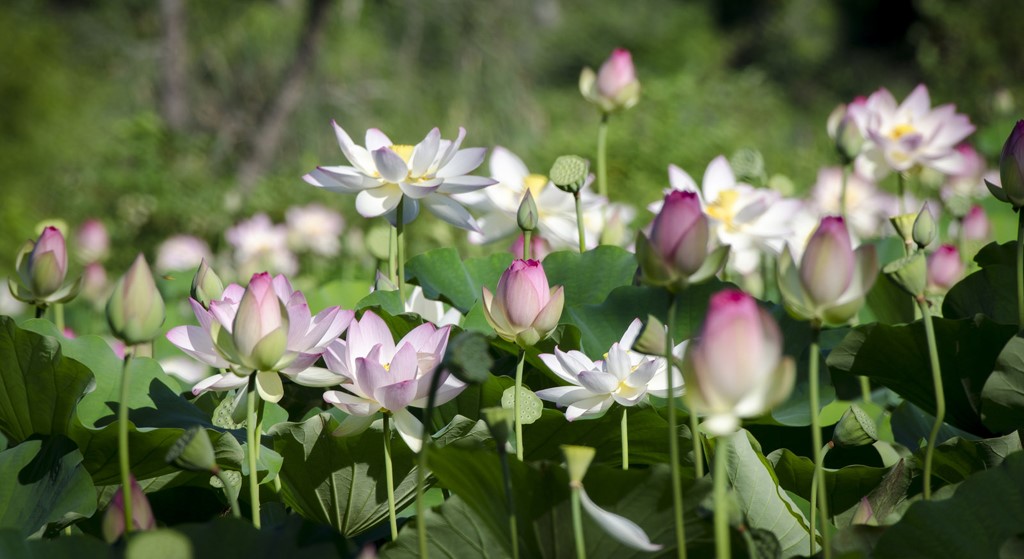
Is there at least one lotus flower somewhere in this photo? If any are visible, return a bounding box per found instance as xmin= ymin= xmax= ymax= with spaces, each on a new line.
xmin=986 ymin=120 xmax=1024 ymax=208
xmin=76 ymin=219 xmax=109 ymax=264
xmin=482 ymin=259 xmax=565 ymax=348
xmin=285 ymin=203 xmax=345 ymax=257
xmin=107 ymin=254 xmax=165 ymax=345
xmin=579 ymin=48 xmax=641 ymax=113
xmin=10 ymin=226 xmax=81 ymax=306
xmin=102 ymin=475 xmax=155 ymax=542
xmin=156 ymin=235 xmax=212 ymax=273
xmin=683 ymin=290 xmax=795 ymax=435
xmin=167 ymin=272 xmax=354 ymax=403
xmin=322 ymin=310 xmax=459 ymax=452
xmin=225 ymin=214 xmax=298 ymax=278
xmin=927 ymin=245 xmax=963 ymax=292
xmin=960 ymin=205 xmax=991 ymax=241
xmin=778 ymin=216 xmax=878 ymax=325
xmin=637 ymin=190 xmax=726 ymax=289
xmin=809 ymin=167 xmax=897 ymax=240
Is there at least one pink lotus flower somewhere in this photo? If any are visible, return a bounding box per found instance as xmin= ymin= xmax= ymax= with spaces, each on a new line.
xmin=76 ymin=219 xmax=110 ymax=264
xmin=961 ymin=205 xmax=991 ymax=241
xmin=927 ymin=245 xmax=964 ymax=292
xmin=322 ymin=310 xmax=458 ymax=451
xmin=649 ymin=190 xmax=709 ymax=275
xmin=102 ymin=475 xmax=155 ymax=542
xmin=167 ymin=272 xmax=354 ymax=403
xmin=19 ymin=226 xmax=69 ymax=299
xmin=579 ymin=48 xmax=641 ymax=113
xmin=683 ymin=290 xmax=795 ymax=435
xmin=156 ymin=235 xmax=212 ymax=273
xmin=482 ymin=259 xmax=565 ymax=348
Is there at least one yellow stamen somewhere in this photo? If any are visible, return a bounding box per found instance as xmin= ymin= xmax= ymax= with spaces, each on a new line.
xmin=389 ymin=144 xmax=416 ymax=164
xmin=706 ymin=189 xmax=740 ymax=227
xmin=888 ymin=123 xmax=915 ymax=141
xmin=524 ymin=174 xmax=548 ymax=198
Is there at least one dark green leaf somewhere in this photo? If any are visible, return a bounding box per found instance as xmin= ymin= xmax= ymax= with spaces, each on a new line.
xmin=767 ymin=448 xmax=889 ymax=514
xmin=921 ymin=432 xmax=1022 ymax=485
xmin=542 ymin=247 xmax=638 ymax=307
xmin=406 ymin=247 xmax=513 ymax=314
xmin=981 ymin=334 xmax=1024 ymax=432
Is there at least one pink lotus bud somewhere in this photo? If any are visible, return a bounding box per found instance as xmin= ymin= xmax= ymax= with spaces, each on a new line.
xmin=482 ymin=259 xmax=565 ymax=348
xmin=81 ymin=262 xmax=108 ymax=304
xmin=232 ymin=272 xmax=290 ymax=370
xmin=650 ymin=190 xmax=709 ymax=275
xmin=107 ymin=255 xmax=165 ymax=344
xmin=962 ymin=205 xmax=991 ymax=241
xmin=24 ymin=227 xmax=69 ymax=298
xmin=991 ymin=120 xmax=1024 ymax=207
xmin=102 ymin=475 xmax=155 ymax=542
xmin=76 ymin=219 xmax=109 ymax=264
xmin=800 ymin=217 xmax=855 ymax=307
xmin=596 ymin=49 xmax=637 ymax=99
xmin=927 ymin=245 xmax=964 ymax=291
xmin=509 ymin=234 xmax=552 ymax=261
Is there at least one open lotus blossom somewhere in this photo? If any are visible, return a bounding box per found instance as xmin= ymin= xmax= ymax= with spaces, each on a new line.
xmin=778 ymin=216 xmax=878 ymax=326
xmin=285 ymin=203 xmax=345 ymax=257
xmin=167 ymin=272 xmax=353 ymax=403
xmin=809 ymin=167 xmax=897 ymax=239
xmin=456 ymin=146 xmax=607 ymax=249
xmin=321 ymin=310 xmax=459 ymax=452
xmin=303 ymin=123 xmax=497 ymax=231
xmin=156 ymin=235 xmax=212 ymax=273
xmin=652 ymin=156 xmax=804 ymax=276
xmin=225 ymin=214 xmax=298 ymax=278
xmin=76 ymin=219 xmax=110 ymax=264
xmin=855 ymin=84 xmax=975 ymax=181
xmin=537 ymin=319 xmax=684 ymax=420
xmin=482 ymin=259 xmax=565 ymax=348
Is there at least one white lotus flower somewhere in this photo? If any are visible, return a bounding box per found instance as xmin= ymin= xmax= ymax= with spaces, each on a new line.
xmin=225 ymin=214 xmax=298 ymax=279
xmin=156 ymin=235 xmax=213 ymax=273
xmin=285 ymin=203 xmax=345 ymax=257
xmin=406 ymin=286 xmax=461 ymax=327
xmin=809 ymin=167 xmax=897 ymax=240
xmin=303 ymin=122 xmax=497 ymax=231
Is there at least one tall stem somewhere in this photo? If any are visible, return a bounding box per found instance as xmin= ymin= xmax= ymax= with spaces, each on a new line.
xmin=808 ymin=325 xmax=830 ymax=558
xmin=117 ymin=352 xmax=134 ymax=536
xmin=689 ymin=410 xmax=704 ymax=478
xmin=383 ymin=412 xmax=399 ymax=539
xmin=514 ymin=349 xmax=527 ymax=461
xmin=897 ymin=173 xmax=907 ymax=214
xmin=498 ymin=443 xmax=519 ymax=559
xmin=666 ymin=295 xmax=687 ymax=558
xmin=620 ymin=408 xmax=629 ymax=470
xmin=574 ymin=192 xmax=586 ymax=253
xmin=839 ymin=164 xmax=849 ymax=217
xmin=54 ymin=303 xmax=65 ymax=333
xmin=570 ymin=483 xmax=587 ymax=559
xmin=396 ymin=197 xmax=406 ymax=302
xmin=214 ymin=469 xmax=242 ymax=519
xmin=416 ymin=361 xmax=446 ymax=559
xmin=859 ymin=377 xmax=872 ymax=404
xmin=596 ymin=113 xmax=609 ymax=198
xmin=713 ymin=434 xmax=731 ymax=559
xmin=523 ymin=231 xmax=532 ymax=261
xmin=918 ymin=296 xmax=945 ymax=500
xmin=388 ymin=220 xmax=398 ymax=286
xmin=1017 ymin=211 xmax=1024 ymax=328
xmin=245 ymin=376 xmax=261 ymax=529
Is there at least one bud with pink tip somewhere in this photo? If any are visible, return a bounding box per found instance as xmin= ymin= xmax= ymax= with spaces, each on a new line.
xmin=927 ymin=245 xmax=964 ymax=292
xmin=76 ymin=219 xmax=110 ymax=264
xmin=231 ymin=272 xmax=290 ymax=372
xmin=637 ymin=190 xmax=727 ymax=291
xmin=106 ymin=254 xmax=166 ymax=345
xmin=102 ymin=475 xmax=155 ymax=542
xmin=579 ymin=48 xmax=641 ymax=113
xmin=9 ymin=226 xmax=82 ymax=307
xmin=482 ymin=260 xmax=565 ymax=348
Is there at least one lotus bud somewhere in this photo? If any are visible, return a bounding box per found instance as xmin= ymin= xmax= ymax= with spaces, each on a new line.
xmin=561 ymin=445 xmax=596 ymax=486
xmin=165 ymin=426 xmax=218 ymax=473
xmin=986 ymin=120 xmax=1024 ymax=208
xmin=76 ymin=219 xmax=110 ymax=264
xmin=102 ymin=475 xmax=155 ymax=542
xmin=851 ymin=497 xmax=876 ymax=526
xmin=827 ymin=100 xmax=866 ymax=164
xmin=482 ymin=259 xmax=565 ymax=348
xmin=191 ymin=259 xmax=224 ymax=309
xmin=81 ymin=263 xmax=109 ymax=304
xmin=800 ymin=217 xmax=856 ymax=306
xmin=20 ymin=227 xmax=68 ymax=299
xmin=961 ymin=205 xmax=991 ymax=241
xmin=510 ymin=234 xmax=551 ymax=261
xmin=442 ymin=331 xmax=494 ymax=385
xmin=231 ymin=272 xmax=290 ymax=371
xmin=831 ymin=405 xmax=878 ymax=448
xmin=631 ymin=314 xmax=667 ymax=356
xmin=482 ymin=406 xmax=514 ymax=447
xmin=579 ymin=48 xmax=641 ymax=114
xmin=550 ymin=155 xmax=590 ymax=194
xmin=889 ymin=213 xmax=918 ymax=250
xmin=927 ymin=245 xmax=964 ymax=292
xmin=517 ymin=190 xmax=539 ymax=233
xmin=912 ymin=203 xmax=936 ymax=249
xmin=107 ymin=254 xmax=166 ymax=345
xmin=883 ymin=252 xmax=927 ymax=298
xmin=650 ymin=191 xmax=709 ymax=275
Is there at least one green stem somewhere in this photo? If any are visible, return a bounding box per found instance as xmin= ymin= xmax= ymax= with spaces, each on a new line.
xmin=118 ymin=352 xmax=134 ymax=536
xmin=597 ymin=113 xmax=609 ymax=199
xmin=245 ymin=376 xmax=261 ymax=529
xmin=498 ymin=444 xmax=519 ymax=559
xmin=396 ymin=197 xmax=406 ymax=302
xmin=666 ymin=295 xmax=687 ymax=559
xmin=514 ymin=349 xmax=526 ymax=461
xmin=214 ymin=469 xmax=242 ymax=519
xmin=570 ymin=484 xmax=587 ymax=559
xmin=1017 ymin=211 xmax=1024 ymax=328
xmin=898 ymin=173 xmax=906 ymax=214
xmin=523 ymin=230 xmax=532 ymax=261
xmin=574 ymin=192 xmax=586 ymax=253
xmin=839 ymin=165 xmax=849 ymax=217
xmin=620 ymin=408 xmax=629 ymax=470
xmin=859 ymin=377 xmax=872 ymax=404
xmin=713 ymin=434 xmax=731 ymax=559
xmin=388 ymin=220 xmax=398 ymax=286
xmin=383 ymin=412 xmax=399 ymax=540
xmin=416 ymin=357 xmax=447 ymax=559
xmin=808 ymin=325 xmax=830 ymax=558
xmin=54 ymin=303 xmax=65 ymax=332
xmin=689 ymin=409 xmax=704 ymax=478
xmin=918 ymin=296 xmax=945 ymax=500
xmin=35 ymin=306 xmax=44 ymax=319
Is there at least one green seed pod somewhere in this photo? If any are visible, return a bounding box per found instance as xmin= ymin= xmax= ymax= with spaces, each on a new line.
xmin=550 ymin=155 xmax=590 ymax=194
xmin=831 ymin=405 xmax=879 ymax=448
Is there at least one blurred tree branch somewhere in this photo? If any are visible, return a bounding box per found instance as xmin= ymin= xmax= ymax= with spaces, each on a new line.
xmin=159 ymin=0 xmax=189 ymax=132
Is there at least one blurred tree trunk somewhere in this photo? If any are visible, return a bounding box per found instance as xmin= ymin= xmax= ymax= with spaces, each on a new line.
xmin=159 ymin=0 xmax=189 ymax=132
xmin=233 ymin=0 xmax=335 ymax=204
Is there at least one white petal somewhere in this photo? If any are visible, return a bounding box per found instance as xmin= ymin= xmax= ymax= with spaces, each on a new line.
xmin=355 ymin=185 xmax=403 ymax=218
xmin=284 ymin=367 xmax=347 ymax=387
xmin=436 ymin=175 xmax=499 ymax=194
xmin=421 ymin=195 xmax=481 ymax=232
xmin=372 ymin=147 xmax=410 ymax=183
xmin=365 ymin=128 xmax=393 ymax=151
xmin=578 ymin=487 xmax=663 ymax=552
xmin=702 ymin=155 xmax=736 ymax=202
xmin=436 ymin=147 xmax=488 ymax=178
xmin=668 ymin=164 xmax=699 ymax=192
xmin=303 ymin=166 xmax=374 ymax=193
xmin=411 ymin=128 xmax=441 ymax=177
xmin=391 ymin=408 xmax=424 ymax=453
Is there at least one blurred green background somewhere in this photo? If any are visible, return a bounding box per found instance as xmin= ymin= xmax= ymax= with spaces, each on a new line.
xmin=3 ymin=0 xmax=1023 ymax=272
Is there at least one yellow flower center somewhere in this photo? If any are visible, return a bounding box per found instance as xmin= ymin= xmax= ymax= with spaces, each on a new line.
xmin=524 ymin=174 xmax=548 ymax=198
xmin=383 ymin=362 xmax=391 ymax=372
xmin=389 ymin=144 xmax=416 ymax=164
xmin=888 ymin=123 xmax=915 ymax=141
xmin=706 ymin=189 xmax=739 ymax=227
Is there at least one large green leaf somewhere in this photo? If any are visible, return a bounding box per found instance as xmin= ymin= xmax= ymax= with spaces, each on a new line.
xmin=0 ymin=436 xmax=96 ymax=538
xmin=874 ymin=451 xmax=1024 ymax=558
xmin=865 ymin=273 xmax=916 ymax=325
xmin=980 ymin=334 xmax=1024 ymax=432
xmin=942 ymin=241 xmax=1018 ymax=325
xmin=767 ymin=448 xmax=889 ymax=515
xmin=0 ymin=316 xmax=93 ymax=444
xmin=826 ymin=316 xmax=1016 ymax=436
xmin=542 ymin=246 xmax=638 ymax=307
xmin=382 ymin=494 xmax=510 ymax=558
xmin=922 ymin=431 xmax=1022 ymax=485
xmin=0 ymin=530 xmax=111 ymax=559
xmin=406 ymin=247 xmax=512 ymax=314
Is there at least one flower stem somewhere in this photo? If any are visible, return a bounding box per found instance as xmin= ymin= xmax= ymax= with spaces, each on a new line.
xmin=214 ymin=469 xmax=242 ymax=519
xmin=514 ymin=349 xmax=527 ymax=461
xmin=245 ymin=375 xmax=261 ymax=529
xmin=597 ymin=113 xmax=609 ymax=199
xmin=118 ymin=352 xmax=134 ymax=536
xmin=570 ymin=483 xmax=587 ymax=559
xmin=809 ymin=443 xmax=831 ymax=542
xmin=665 ymin=294 xmax=687 ymax=559
xmin=396 ymin=197 xmax=406 ymax=302
xmin=574 ymin=192 xmax=586 ymax=253
xmin=839 ymin=164 xmax=849 ymax=217
xmin=898 ymin=173 xmax=907 ymax=214
xmin=388 ymin=220 xmax=398 ymax=286
xmin=35 ymin=305 xmax=44 ymax=319
xmin=918 ymin=296 xmax=945 ymax=500
xmin=416 ymin=359 xmax=447 ymax=559
xmin=497 ymin=442 xmax=519 ymax=559
xmin=383 ymin=412 xmax=399 ymax=539
xmin=713 ymin=434 xmax=731 ymax=559
xmin=808 ymin=324 xmax=830 ymax=558
xmin=54 ymin=303 xmax=65 ymax=333
xmin=1017 ymin=211 xmax=1024 ymax=328
xmin=621 ymin=408 xmax=629 ymax=470
xmin=523 ymin=231 xmax=532 ymax=261
xmin=689 ymin=409 xmax=704 ymax=478
xmin=859 ymin=377 xmax=872 ymax=404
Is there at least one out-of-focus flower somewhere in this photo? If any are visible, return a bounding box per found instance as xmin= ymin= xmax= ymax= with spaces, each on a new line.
xmin=778 ymin=217 xmax=878 ymax=326
xmin=482 ymin=259 xmax=564 ymax=348
xmin=537 ymin=319 xmax=684 ymax=420
xmin=303 ymin=123 xmax=496 ymax=231
xmin=579 ymin=48 xmax=641 ymax=114
xmin=225 ymin=214 xmax=298 ymax=278
xmin=683 ymin=290 xmax=795 ymax=435
xmin=457 ymin=147 xmax=606 ymax=249
xmin=102 ymin=475 xmax=155 ymax=543
xmin=156 ymin=235 xmax=212 ymax=273
xmin=107 ymin=254 xmax=165 ymax=345
xmin=986 ymin=120 xmax=1024 ymax=209
xmin=160 ymin=356 xmax=211 ymax=385
xmin=940 ymin=145 xmax=991 ymax=217
xmin=653 ymin=157 xmax=803 ymax=275
xmin=510 ymin=234 xmax=553 ymax=261
xmin=76 ymin=219 xmax=110 ymax=264
xmin=637 ymin=190 xmax=726 ymax=290
xmin=0 ymin=278 xmax=27 ymax=316
xmin=80 ymin=262 xmax=109 ymax=306
xmin=855 ymin=84 xmax=975 ymax=181
xmin=322 ymin=310 xmax=457 ymax=451
xmin=927 ymin=245 xmax=964 ymax=292
xmin=10 ymin=226 xmax=81 ymax=307
xmin=285 ymin=203 xmax=345 ymax=257
xmin=960 ymin=205 xmax=991 ymax=241
xmin=167 ymin=273 xmax=353 ymax=403
xmin=827 ymin=98 xmax=868 ymax=164
xmin=809 ymin=167 xmax=897 ymax=239
xmin=406 ymin=286 xmax=462 ymax=327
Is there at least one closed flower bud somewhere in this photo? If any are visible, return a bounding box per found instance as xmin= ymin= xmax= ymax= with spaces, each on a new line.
xmin=912 ymin=203 xmax=936 ymax=249
xmin=927 ymin=245 xmax=964 ymax=292
xmin=76 ymin=219 xmax=110 ymax=264
xmin=191 ymin=259 xmax=224 ymax=309
xmin=549 ymin=155 xmax=590 ymax=194
xmin=107 ymin=254 xmax=166 ymax=345
xmin=482 ymin=259 xmax=564 ymax=348
xmin=579 ymin=48 xmax=641 ymax=114
xmin=102 ymin=475 xmax=155 ymax=543
xmin=517 ymin=190 xmax=539 ymax=232
xmin=961 ymin=205 xmax=991 ymax=241
xmin=986 ymin=120 xmax=1024 ymax=208
xmin=831 ymin=405 xmax=879 ymax=448
xmin=827 ymin=100 xmax=867 ymax=164
xmin=231 ymin=272 xmax=290 ymax=371
xmin=650 ymin=191 xmax=709 ymax=275
xmin=165 ymin=425 xmax=218 ymax=473
xmin=801 ymin=217 xmax=856 ymax=306
xmin=21 ymin=227 xmax=68 ymax=299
